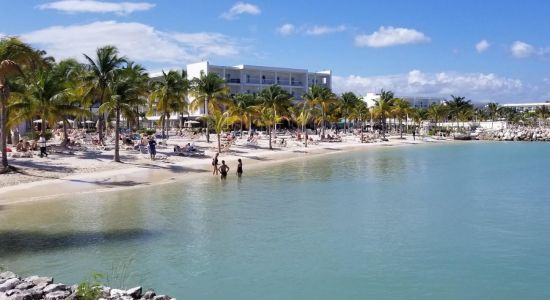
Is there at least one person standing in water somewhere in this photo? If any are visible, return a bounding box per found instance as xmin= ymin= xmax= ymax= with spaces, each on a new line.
xmin=212 ymin=152 xmax=219 ymax=175
xmin=219 ymin=160 xmax=230 ymax=179
xmin=412 ymin=129 xmax=416 ymax=141
xmin=236 ymin=158 xmax=243 ymax=177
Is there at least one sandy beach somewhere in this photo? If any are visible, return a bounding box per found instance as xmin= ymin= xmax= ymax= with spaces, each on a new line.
xmin=0 ymin=132 xmax=451 ymax=204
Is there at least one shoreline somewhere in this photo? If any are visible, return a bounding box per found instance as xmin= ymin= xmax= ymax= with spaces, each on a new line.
xmin=0 ymin=136 xmax=452 ymax=205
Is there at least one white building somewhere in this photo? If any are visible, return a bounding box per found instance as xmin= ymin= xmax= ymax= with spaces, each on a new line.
xmin=501 ymin=102 xmax=550 ymax=112
xmin=187 ymin=61 xmax=332 ymax=115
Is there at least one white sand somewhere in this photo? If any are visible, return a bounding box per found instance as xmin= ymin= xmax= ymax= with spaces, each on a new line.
xmin=0 ymin=133 xmax=452 ymax=204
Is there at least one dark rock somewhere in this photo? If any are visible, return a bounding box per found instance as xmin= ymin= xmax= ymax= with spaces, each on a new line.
xmin=126 ymin=286 xmax=142 ymax=299
xmin=15 ymin=282 xmax=35 ymax=290
xmin=6 ymin=289 xmax=20 ymax=296
xmin=142 ymin=291 xmax=156 ymax=300
xmin=43 ymin=284 xmax=68 ymax=294
xmin=14 ymin=292 xmax=33 ymax=300
xmin=44 ymin=291 xmax=70 ymax=300
xmin=28 ymin=288 xmax=44 ymax=300
xmin=0 ymin=278 xmax=22 ymax=292
xmin=152 ymin=295 xmax=170 ymax=300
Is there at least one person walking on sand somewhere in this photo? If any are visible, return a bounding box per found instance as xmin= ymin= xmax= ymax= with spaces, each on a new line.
xmin=219 ymin=160 xmax=230 ymax=179
xmin=148 ymin=137 xmax=157 ymax=160
xmin=412 ymin=130 xmax=416 ymax=141
xmin=212 ymin=152 xmax=220 ymax=175
xmin=38 ymin=134 xmax=48 ymax=158
xmin=236 ymin=158 xmax=243 ymax=177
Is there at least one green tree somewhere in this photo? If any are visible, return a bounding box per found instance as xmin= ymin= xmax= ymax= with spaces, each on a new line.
xmin=148 ymin=70 xmax=187 ymax=139
xmin=486 ymin=102 xmax=499 ymax=128
xmin=228 ymin=93 xmax=257 ymax=138
xmin=83 ymin=46 xmax=127 ymax=144
xmin=372 ymin=90 xmax=395 ymax=137
xmin=100 ymin=62 xmax=148 ymax=162
xmin=203 ymin=110 xmax=239 ymax=153
xmin=339 ymin=92 xmax=360 ymax=133
xmin=189 ymin=72 xmax=229 ymax=143
xmin=0 ymin=37 xmax=37 ymax=172
xmin=255 ymin=106 xmax=282 ymax=150
xmin=256 ymin=85 xmax=293 ymax=136
xmin=446 ymin=95 xmax=472 ymax=131
xmin=391 ymin=98 xmax=411 ymax=138
xmin=303 ymin=85 xmax=337 ymax=138
xmin=427 ymin=103 xmax=447 ymax=130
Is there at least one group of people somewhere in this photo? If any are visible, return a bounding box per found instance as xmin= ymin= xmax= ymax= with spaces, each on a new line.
xmin=211 ymin=153 xmax=243 ymax=179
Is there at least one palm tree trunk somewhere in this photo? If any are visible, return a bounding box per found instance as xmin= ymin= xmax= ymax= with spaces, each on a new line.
xmin=240 ymin=119 xmax=243 ymax=139
xmin=114 ymin=108 xmax=121 ymax=162
xmin=268 ymin=126 xmax=272 ymax=150
xmin=205 ymin=97 xmax=210 ymax=143
xmin=62 ymin=119 xmax=69 ymax=146
xmin=0 ymin=90 xmax=9 ymax=172
xmin=400 ymin=117 xmax=403 ymax=139
xmin=305 ymin=130 xmax=308 ymax=148
xmin=217 ymin=133 xmax=221 ymax=153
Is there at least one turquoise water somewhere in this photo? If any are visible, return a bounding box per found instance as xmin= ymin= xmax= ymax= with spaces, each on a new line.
xmin=2 ymin=142 xmax=550 ymax=299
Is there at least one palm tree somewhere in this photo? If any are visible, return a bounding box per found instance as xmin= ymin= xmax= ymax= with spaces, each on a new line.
xmin=427 ymin=103 xmax=447 ymax=130
xmin=372 ymin=90 xmax=395 ymax=137
xmin=457 ymin=107 xmax=474 ymax=129
xmin=535 ymin=105 xmax=549 ymax=126
xmin=446 ymin=95 xmax=472 ymax=131
xmin=339 ymin=92 xmax=360 ymax=133
xmin=228 ymin=93 xmax=257 ymax=138
xmin=10 ymin=59 xmax=91 ymax=141
xmin=148 ymin=70 xmax=187 ymax=139
xmin=0 ymin=37 xmax=37 ymax=173
xmin=256 ymin=85 xmax=293 ymax=136
xmin=349 ymin=101 xmax=369 ymax=142
xmin=303 ymin=85 xmax=336 ymax=138
xmin=255 ymin=106 xmax=282 ymax=150
xmin=83 ymin=46 xmax=127 ymax=144
xmin=291 ymin=101 xmax=313 ymax=147
xmin=189 ymin=72 xmax=229 ymax=143
xmin=487 ymin=102 xmax=499 ymax=128
xmin=100 ymin=62 xmax=148 ymax=162
xmin=391 ymin=98 xmax=411 ymax=138
xmin=203 ymin=110 xmax=238 ymax=153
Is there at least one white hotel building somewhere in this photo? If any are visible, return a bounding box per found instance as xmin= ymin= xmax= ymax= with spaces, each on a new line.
xmin=187 ymin=61 xmax=332 ymax=116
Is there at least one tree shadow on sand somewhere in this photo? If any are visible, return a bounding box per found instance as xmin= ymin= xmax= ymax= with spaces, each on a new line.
xmin=0 ymin=228 xmax=157 ymax=257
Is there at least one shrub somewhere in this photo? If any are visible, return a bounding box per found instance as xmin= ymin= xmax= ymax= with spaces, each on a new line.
xmin=76 ymin=272 xmax=104 ymax=300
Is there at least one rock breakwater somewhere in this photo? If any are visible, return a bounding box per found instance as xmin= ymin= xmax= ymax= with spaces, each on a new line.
xmin=0 ymin=271 xmax=174 ymax=300
xmin=476 ymin=126 xmax=550 ymax=141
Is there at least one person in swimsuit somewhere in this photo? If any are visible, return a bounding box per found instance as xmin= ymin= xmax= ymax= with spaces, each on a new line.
xmin=212 ymin=152 xmax=219 ymax=175
xmin=148 ymin=137 xmax=157 ymax=160
xmin=236 ymin=158 xmax=243 ymax=177
xmin=219 ymin=160 xmax=230 ymax=179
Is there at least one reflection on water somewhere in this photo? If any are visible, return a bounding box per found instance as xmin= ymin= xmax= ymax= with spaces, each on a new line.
xmin=0 ymin=229 xmax=155 ymax=257
xmin=1 ymin=143 xmax=550 ymax=299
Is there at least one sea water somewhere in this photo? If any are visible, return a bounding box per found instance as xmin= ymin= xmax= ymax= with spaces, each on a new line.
xmin=1 ymin=142 xmax=550 ymax=299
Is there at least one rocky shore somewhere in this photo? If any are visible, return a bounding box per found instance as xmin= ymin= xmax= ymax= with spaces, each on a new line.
xmin=0 ymin=272 xmax=174 ymax=300
xmin=476 ymin=126 xmax=550 ymax=141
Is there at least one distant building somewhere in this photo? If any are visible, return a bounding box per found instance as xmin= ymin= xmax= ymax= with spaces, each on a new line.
xmin=186 ymin=61 xmax=331 ymax=115
xmin=361 ymin=93 xmax=444 ymax=109
xmin=500 ymin=101 xmax=550 ymax=112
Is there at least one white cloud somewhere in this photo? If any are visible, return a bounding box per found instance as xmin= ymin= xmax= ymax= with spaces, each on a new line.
xmin=333 ymin=70 xmax=527 ymax=102
xmin=20 ymin=21 xmax=241 ymax=65
xmin=511 ymin=41 xmax=536 ymax=58
xmin=221 ymin=2 xmax=260 ymax=20
xmin=277 ymin=23 xmax=295 ymax=36
xmin=305 ymin=25 xmax=347 ymax=36
xmin=37 ymin=0 xmax=155 ymax=15
xmin=355 ymin=26 xmax=430 ymax=48
xmin=475 ymin=39 xmax=490 ymax=53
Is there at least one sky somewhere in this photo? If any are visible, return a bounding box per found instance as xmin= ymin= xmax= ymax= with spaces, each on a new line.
xmin=1 ymin=0 xmax=550 ymax=102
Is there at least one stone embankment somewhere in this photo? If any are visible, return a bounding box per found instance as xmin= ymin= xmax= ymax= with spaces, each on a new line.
xmin=0 ymin=272 xmax=174 ymax=300
xmin=476 ymin=126 xmax=550 ymax=141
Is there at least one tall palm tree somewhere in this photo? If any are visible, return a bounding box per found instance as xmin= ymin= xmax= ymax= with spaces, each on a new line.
xmin=83 ymin=46 xmax=127 ymax=144
xmin=303 ymin=85 xmax=336 ymax=138
xmin=534 ymin=105 xmax=549 ymax=126
xmin=372 ymin=90 xmax=395 ymax=137
xmin=228 ymin=93 xmax=257 ymax=138
xmin=446 ymin=95 xmax=472 ymax=131
xmin=0 ymin=37 xmax=37 ymax=173
xmin=257 ymin=85 xmax=293 ymax=136
xmin=10 ymin=59 xmax=91 ymax=141
xmin=148 ymin=70 xmax=187 ymax=139
xmin=427 ymin=103 xmax=447 ymax=130
xmin=203 ymin=110 xmax=239 ymax=153
xmin=487 ymin=102 xmax=499 ymax=128
xmin=391 ymin=98 xmax=411 ymax=138
xmin=290 ymin=101 xmax=313 ymax=147
xmin=189 ymin=72 xmax=229 ymax=143
xmin=255 ymin=106 xmax=282 ymax=150
xmin=339 ymin=92 xmax=360 ymax=133
xmin=100 ymin=62 xmax=148 ymax=162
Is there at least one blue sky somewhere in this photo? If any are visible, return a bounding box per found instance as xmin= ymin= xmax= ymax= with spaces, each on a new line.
xmin=2 ymin=0 xmax=550 ymax=102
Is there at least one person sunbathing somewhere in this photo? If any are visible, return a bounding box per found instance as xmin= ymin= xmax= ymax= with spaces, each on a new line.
xmin=16 ymin=140 xmax=25 ymax=152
